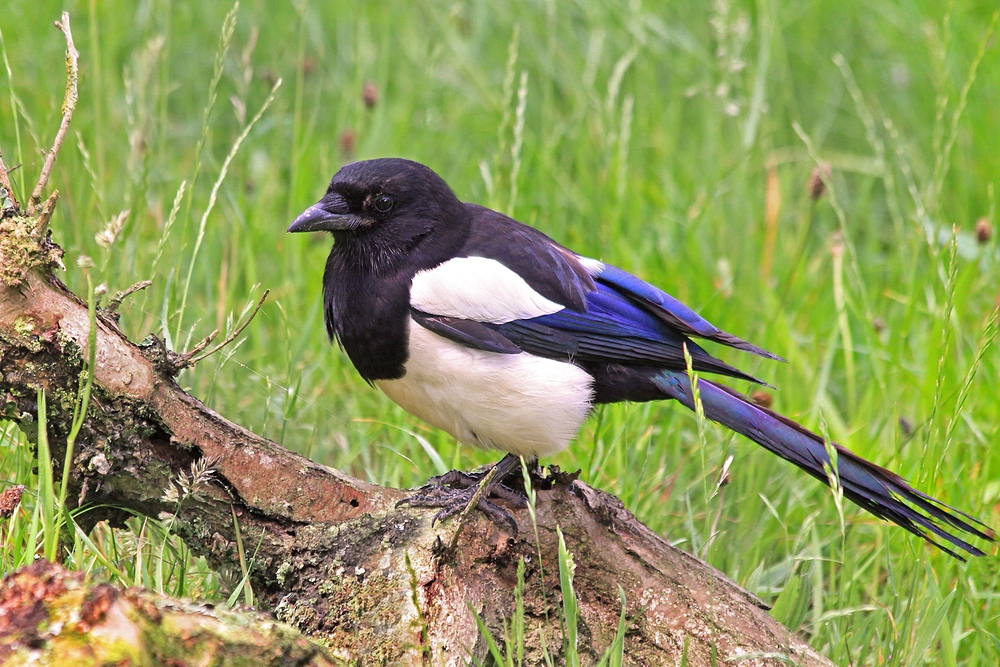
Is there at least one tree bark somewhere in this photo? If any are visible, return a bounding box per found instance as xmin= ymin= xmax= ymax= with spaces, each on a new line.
xmin=0 ymin=217 xmax=832 ymax=666
xmin=0 ymin=560 xmax=337 ymax=666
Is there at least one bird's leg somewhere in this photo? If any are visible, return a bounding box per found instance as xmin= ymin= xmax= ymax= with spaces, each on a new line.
xmin=399 ymin=454 xmax=530 ymax=534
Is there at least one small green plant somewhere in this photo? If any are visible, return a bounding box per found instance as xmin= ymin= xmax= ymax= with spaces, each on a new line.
xmin=470 ymin=541 xmax=631 ymax=667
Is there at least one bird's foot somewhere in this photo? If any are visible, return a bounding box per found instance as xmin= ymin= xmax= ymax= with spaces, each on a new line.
xmin=418 ymin=467 xmax=529 ymax=505
xmin=399 ymin=454 xmax=529 ymax=535
xmin=402 ymin=484 xmax=524 ymax=535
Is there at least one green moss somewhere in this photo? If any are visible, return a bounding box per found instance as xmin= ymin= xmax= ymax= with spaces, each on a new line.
xmin=12 ymin=316 xmax=34 ymax=336
xmin=276 ymin=561 xmax=293 ymax=586
xmin=277 ymin=567 xmax=407 ymax=665
xmin=54 ymin=328 xmax=83 ymax=366
xmin=4 ymin=317 xmax=43 ymax=354
xmin=0 ymin=218 xmax=37 ymax=286
xmin=0 ymin=217 xmax=63 ymax=286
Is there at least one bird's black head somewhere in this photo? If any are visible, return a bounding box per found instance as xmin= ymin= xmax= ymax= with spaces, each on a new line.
xmin=288 ymin=158 xmax=466 ymax=238
xmin=290 ymin=159 xmax=473 ymax=370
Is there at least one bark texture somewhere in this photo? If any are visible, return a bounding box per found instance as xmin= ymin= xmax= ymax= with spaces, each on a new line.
xmin=0 ymin=217 xmax=832 ymax=666
xmin=0 ymin=560 xmax=337 ymax=666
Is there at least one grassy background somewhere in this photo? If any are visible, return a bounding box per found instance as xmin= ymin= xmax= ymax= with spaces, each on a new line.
xmin=2 ymin=0 xmax=999 ymax=662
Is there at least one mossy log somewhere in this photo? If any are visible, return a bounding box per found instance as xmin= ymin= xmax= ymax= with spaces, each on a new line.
xmin=0 ymin=559 xmax=337 ymax=666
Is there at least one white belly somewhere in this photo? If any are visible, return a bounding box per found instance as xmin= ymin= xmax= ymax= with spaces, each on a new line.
xmin=376 ymin=319 xmax=594 ymax=458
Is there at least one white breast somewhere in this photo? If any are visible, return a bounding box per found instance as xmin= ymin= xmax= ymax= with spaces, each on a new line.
xmin=376 ymin=320 xmax=594 ymax=459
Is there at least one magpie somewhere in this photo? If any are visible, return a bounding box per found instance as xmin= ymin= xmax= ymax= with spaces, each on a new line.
xmin=288 ymin=157 xmax=994 ymax=559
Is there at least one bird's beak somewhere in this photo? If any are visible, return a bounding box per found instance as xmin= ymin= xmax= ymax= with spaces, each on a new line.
xmin=287 ymin=192 xmax=355 ymax=233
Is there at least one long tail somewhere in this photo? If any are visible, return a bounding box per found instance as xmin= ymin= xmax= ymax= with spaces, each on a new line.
xmin=653 ymin=371 xmax=994 ymax=560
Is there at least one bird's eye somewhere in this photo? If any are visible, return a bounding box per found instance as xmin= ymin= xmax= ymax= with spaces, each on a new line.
xmin=372 ymin=195 xmax=394 ymax=213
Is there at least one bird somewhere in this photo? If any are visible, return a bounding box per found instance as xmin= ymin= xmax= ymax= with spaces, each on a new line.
xmin=288 ymin=157 xmax=994 ymax=559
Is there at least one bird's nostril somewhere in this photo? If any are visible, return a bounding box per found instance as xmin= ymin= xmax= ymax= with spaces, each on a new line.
xmin=322 ymin=191 xmax=351 ymax=215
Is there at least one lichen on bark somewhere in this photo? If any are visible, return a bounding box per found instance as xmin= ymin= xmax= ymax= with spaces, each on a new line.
xmin=0 ymin=560 xmax=338 ymax=667
xmin=0 ymin=217 xmax=63 ymax=286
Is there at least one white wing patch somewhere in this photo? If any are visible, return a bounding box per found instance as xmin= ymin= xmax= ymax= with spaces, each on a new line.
xmin=575 ymin=255 xmax=604 ymax=276
xmin=410 ymin=256 xmax=563 ymax=324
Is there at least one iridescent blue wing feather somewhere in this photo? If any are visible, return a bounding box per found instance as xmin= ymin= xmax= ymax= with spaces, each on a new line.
xmin=594 ymin=264 xmax=783 ymax=361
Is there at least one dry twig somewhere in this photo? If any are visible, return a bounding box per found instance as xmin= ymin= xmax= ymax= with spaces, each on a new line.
xmin=169 ymin=289 xmax=270 ymax=372
xmin=105 ymin=280 xmax=153 ymax=317
xmin=28 ymin=12 xmax=79 ymax=228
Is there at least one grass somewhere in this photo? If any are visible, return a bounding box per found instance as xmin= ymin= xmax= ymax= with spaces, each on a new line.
xmin=2 ymin=0 xmax=999 ymax=663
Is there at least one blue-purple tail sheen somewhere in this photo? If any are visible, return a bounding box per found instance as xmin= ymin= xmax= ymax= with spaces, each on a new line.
xmin=652 ymin=371 xmax=991 ymax=559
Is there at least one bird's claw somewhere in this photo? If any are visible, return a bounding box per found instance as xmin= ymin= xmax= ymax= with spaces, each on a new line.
xmin=429 ymin=489 xmax=520 ymax=536
xmin=398 ymin=465 xmax=528 ymax=535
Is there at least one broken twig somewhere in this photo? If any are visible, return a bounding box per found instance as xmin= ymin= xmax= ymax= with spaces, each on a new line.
xmin=170 ymin=289 xmax=270 ymax=372
xmin=105 ymin=280 xmax=153 ymax=317
xmin=28 ymin=12 xmax=79 ymax=222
